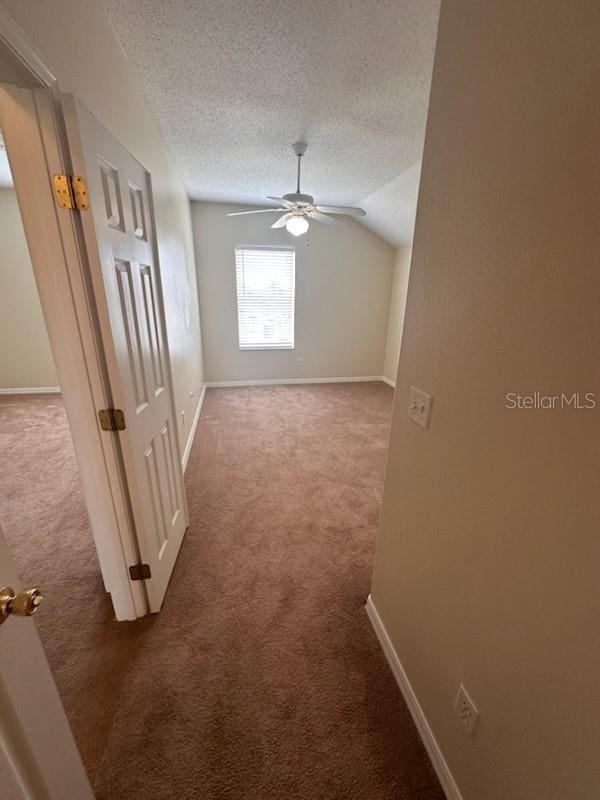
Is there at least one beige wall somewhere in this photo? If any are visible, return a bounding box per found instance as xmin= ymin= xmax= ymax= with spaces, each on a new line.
xmin=0 ymin=188 xmax=58 ymax=388
xmin=382 ymin=245 xmax=412 ymax=384
xmin=2 ymin=0 xmax=204 ymax=450
xmin=371 ymin=2 xmax=600 ymax=799
xmin=193 ymin=203 xmax=394 ymax=382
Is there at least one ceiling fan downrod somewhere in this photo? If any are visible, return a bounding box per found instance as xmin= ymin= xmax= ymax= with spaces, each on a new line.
xmin=224 ymin=138 xmax=366 ymax=235
xmin=292 ymin=141 xmax=307 ymax=194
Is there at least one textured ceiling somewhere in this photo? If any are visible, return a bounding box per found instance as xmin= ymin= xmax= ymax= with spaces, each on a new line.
xmin=103 ymin=0 xmax=439 ymax=246
xmin=361 ymin=160 xmax=422 ymax=246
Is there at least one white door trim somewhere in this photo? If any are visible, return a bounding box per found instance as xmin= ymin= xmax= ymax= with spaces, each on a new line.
xmin=0 ymin=15 xmax=147 ymax=621
xmin=0 ymin=5 xmax=56 ymax=89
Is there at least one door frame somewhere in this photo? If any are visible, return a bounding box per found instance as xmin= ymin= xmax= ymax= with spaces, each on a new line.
xmin=0 ymin=7 xmax=148 ymax=620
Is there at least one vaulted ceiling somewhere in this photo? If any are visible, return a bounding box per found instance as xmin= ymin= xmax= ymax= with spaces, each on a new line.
xmin=103 ymin=1 xmax=439 ymax=245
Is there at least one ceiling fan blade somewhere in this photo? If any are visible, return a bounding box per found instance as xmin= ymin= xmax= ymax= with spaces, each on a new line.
xmin=307 ymin=210 xmax=337 ymax=224
xmin=315 ymin=205 xmax=366 ymax=217
xmin=271 ymin=213 xmax=293 ymax=229
xmin=267 ymin=196 xmax=294 ymax=207
xmin=227 ymin=208 xmax=286 ymax=217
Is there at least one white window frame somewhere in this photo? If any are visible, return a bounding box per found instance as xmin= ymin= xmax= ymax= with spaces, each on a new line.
xmin=234 ymin=245 xmax=296 ymax=351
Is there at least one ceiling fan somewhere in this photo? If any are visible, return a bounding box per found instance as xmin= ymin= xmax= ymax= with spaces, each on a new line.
xmin=226 ymin=141 xmax=366 ymax=236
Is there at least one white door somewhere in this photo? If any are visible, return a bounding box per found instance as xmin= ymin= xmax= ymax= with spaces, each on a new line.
xmin=0 ymin=524 xmax=94 ymax=800
xmin=62 ymin=97 xmax=188 ymax=612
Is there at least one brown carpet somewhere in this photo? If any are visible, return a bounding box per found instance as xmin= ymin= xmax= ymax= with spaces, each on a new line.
xmin=0 ymin=393 xmax=148 ymax=780
xmin=0 ymin=385 xmax=444 ymax=800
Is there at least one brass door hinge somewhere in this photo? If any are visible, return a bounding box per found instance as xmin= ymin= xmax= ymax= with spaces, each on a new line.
xmin=129 ymin=563 xmax=151 ymax=581
xmin=98 ymin=408 xmax=126 ymax=432
xmin=52 ymin=174 xmax=90 ymax=211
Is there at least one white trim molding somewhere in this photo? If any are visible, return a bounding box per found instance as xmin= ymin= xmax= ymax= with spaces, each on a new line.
xmin=0 ymin=386 xmax=61 ymax=395
xmin=381 ymin=375 xmax=396 ymax=388
xmin=205 ymin=376 xmax=386 ymax=388
xmin=182 ymin=384 xmax=206 ymax=472
xmin=366 ymin=595 xmax=463 ymax=800
xmin=0 ymin=6 xmax=57 ymax=89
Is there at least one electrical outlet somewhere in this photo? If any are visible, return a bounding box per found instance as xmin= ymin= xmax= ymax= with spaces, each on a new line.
xmin=455 ymin=684 xmax=479 ymax=736
xmin=408 ymin=385 xmax=433 ymax=429
xmin=297 ymin=357 xmax=304 ymax=366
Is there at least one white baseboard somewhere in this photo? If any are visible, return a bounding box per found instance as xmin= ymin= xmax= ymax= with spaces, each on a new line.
xmin=205 ymin=376 xmax=386 ymax=388
xmin=0 ymin=386 xmax=61 ymax=395
xmin=381 ymin=375 xmax=396 ymax=388
xmin=182 ymin=384 xmax=206 ymax=472
xmin=365 ymin=595 xmax=463 ymax=800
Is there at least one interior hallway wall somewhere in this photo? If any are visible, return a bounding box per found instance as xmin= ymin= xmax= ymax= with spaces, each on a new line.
xmin=382 ymin=245 xmax=412 ymax=385
xmin=370 ymin=2 xmax=600 ymax=798
xmin=1 ymin=0 xmax=205 ymax=453
xmin=193 ymin=202 xmax=395 ymax=383
xmin=0 ymin=188 xmax=57 ymax=389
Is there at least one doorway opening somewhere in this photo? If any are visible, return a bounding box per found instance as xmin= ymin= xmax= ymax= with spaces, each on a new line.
xmin=0 ymin=123 xmax=145 ymax=783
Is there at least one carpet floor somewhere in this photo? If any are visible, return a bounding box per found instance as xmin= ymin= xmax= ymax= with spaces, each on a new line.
xmin=0 ymin=384 xmax=444 ymax=799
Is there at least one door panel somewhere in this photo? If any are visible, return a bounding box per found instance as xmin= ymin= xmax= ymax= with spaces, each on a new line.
xmin=63 ymin=96 xmax=188 ymax=612
xmin=140 ymin=264 xmax=165 ymax=393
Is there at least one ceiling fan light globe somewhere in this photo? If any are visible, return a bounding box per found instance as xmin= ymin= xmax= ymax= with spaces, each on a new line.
xmin=285 ymin=216 xmax=309 ymax=237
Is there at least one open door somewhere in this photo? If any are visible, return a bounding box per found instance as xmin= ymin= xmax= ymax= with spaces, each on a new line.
xmin=62 ymin=96 xmax=188 ymax=612
xmin=0 ymin=82 xmax=147 ymax=621
xmin=0 ymin=522 xmax=93 ymax=800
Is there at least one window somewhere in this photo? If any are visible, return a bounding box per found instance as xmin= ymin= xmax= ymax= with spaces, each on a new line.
xmin=235 ymin=247 xmax=295 ymax=350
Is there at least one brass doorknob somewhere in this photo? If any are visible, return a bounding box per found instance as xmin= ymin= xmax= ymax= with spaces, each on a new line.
xmin=0 ymin=586 xmax=43 ymax=626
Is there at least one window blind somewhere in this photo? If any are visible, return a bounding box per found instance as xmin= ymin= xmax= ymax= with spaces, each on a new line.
xmin=235 ymin=247 xmax=295 ymax=349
